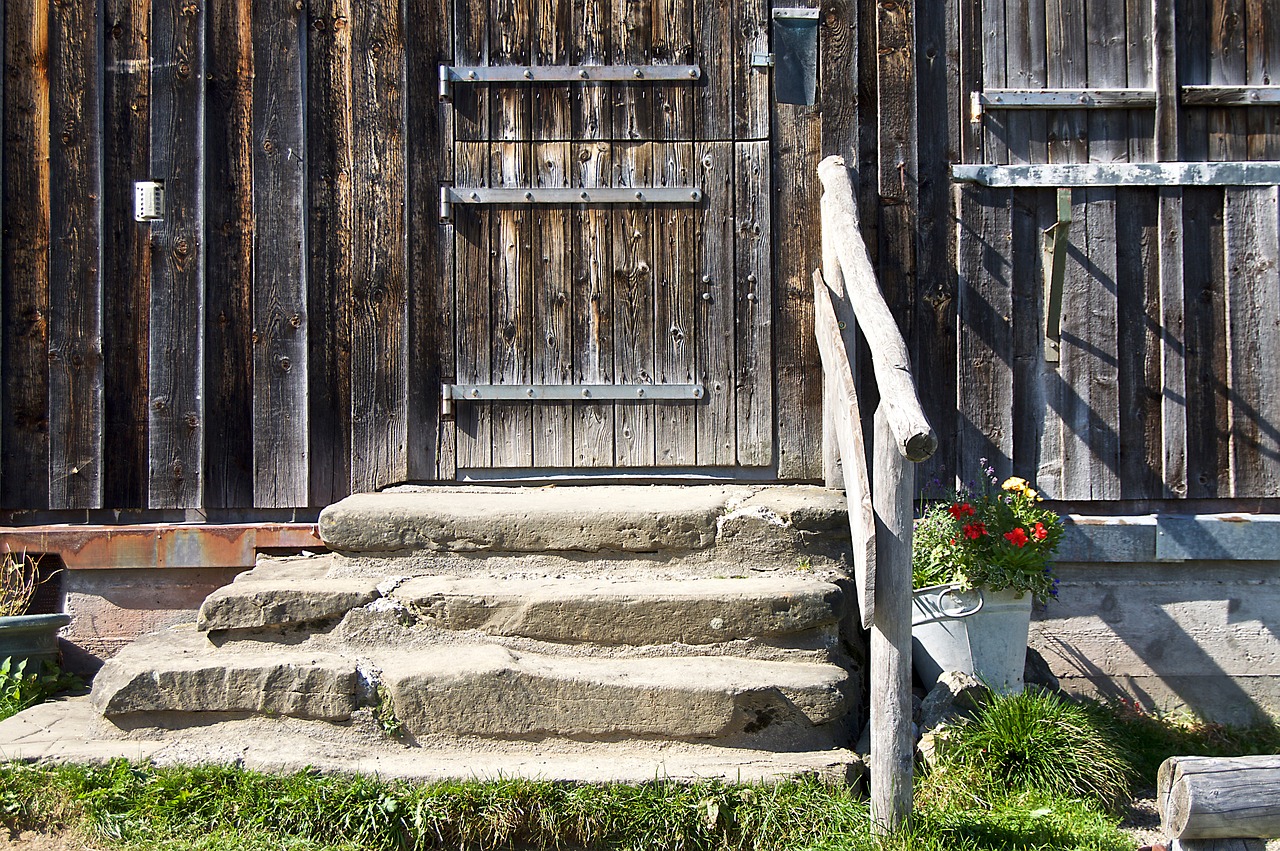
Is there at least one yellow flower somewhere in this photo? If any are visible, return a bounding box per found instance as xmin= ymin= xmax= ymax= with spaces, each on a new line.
xmin=1001 ymin=476 xmax=1028 ymax=492
xmin=1024 ymin=488 xmax=1039 ymax=501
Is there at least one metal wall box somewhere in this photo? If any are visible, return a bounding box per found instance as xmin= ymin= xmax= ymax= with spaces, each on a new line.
xmin=439 ymin=64 xmax=701 ymax=101
xmin=771 ymin=7 xmax=819 ymax=106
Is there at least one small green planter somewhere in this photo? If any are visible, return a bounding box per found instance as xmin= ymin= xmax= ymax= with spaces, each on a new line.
xmin=0 ymin=613 xmax=71 ymax=668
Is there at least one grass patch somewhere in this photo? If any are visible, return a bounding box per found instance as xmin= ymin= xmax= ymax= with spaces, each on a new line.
xmin=0 ymin=658 xmax=80 ymax=722
xmin=0 ymin=761 xmax=1132 ymax=851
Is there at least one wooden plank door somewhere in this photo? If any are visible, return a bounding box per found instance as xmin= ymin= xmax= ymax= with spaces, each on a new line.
xmin=446 ymin=0 xmax=772 ymax=475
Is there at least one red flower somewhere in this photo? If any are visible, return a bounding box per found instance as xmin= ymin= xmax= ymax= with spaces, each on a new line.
xmin=1005 ymin=527 xmax=1029 ymax=547
xmin=962 ymin=522 xmax=987 ymax=540
xmin=949 ymin=502 xmax=975 ymax=520
xmin=1033 ymin=522 xmax=1048 ymax=541
xmin=949 ymin=538 xmax=956 ymax=546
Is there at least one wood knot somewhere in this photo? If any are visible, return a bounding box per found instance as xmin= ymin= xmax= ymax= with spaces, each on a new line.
xmin=279 ymin=357 xmax=292 ymax=372
xmin=184 ymin=413 xmax=200 ymax=430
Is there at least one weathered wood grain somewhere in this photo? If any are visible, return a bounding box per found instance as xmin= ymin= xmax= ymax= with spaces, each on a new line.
xmin=571 ymin=140 xmax=615 ymax=465
xmin=694 ymin=141 xmax=734 ymax=465
xmin=1125 ymin=0 xmax=1155 ymax=163
xmin=454 ymin=141 xmax=492 ymax=468
xmin=532 ymin=141 xmax=573 ymax=466
xmin=252 ymin=0 xmax=308 ymax=505
xmin=2 ymin=0 xmax=51 ymax=509
xmin=48 ymin=0 xmax=103 ymax=508
xmin=979 ymin=0 xmax=1008 ymax=165
xmin=691 ymin=0 xmax=731 ymax=140
xmin=649 ymin=0 xmax=691 ymax=141
xmin=204 ymin=0 xmax=254 ymax=508
xmin=1045 ymin=0 xmax=1088 ymax=163
xmin=534 ymin=0 xmax=571 ymax=141
xmin=102 ymin=0 xmax=151 ymax=508
xmin=453 ymin=0 xmax=488 ymax=141
xmin=306 ymin=0 xmax=354 ymax=504
xmin=773 ymin=103 xmax=822 ymax=480
xmin=1160 ymin=755 xmax=1280 ymax=840
xmin=1116 ymin=188 xmax=1164 ymax=499
xmin=1182 ymin=186 xmax=1230 ymax=498
xmin=489 ymin=140 xmax=534 ymax=467
xmin=735 ymin=0 xmax=768 ymax=142
xmin=1244 ymin=0 xmax=1280 ymax=159
xmin=1224 ymin=186 xmax=1280 ymax=496
xmin=956 ymin=185 xmax=1014 ymax=485
xmin=571 ymin=0 xmax=611 ymax=140
xmin=735 ymin=140 xmax=771 ymax=467
xmin=1011 ymin=189 xmax=1044 ymax=484
xmin=1208 ymin=0 xmax=1247 ymax=163
xmin=611 ymin=0 xmax=652 ymax=140
xmin=349 ymin=0 xmax=408 ymax=491
xmin=148 ymin=0 xmax=205 ymax=508
xmin=406 ymin=0 xmax=453 ymax=481
xmin=820 ymin=0 xmax=857 ymax=162
xmin=611 ymin=142 xmax=655 ymax=465
xmin=490 ymin=0 xmax=530 ymax=141
xmin=654 ymin=142 xmax=695 ymax=464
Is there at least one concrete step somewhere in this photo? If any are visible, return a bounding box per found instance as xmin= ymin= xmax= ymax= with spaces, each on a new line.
xmin=90 ymin=626 xmax=850 ymax=746
xmin=199 ymin=555 xmax=845 ymax=646
xmin=378 ymin=644 xmax=850 ymax=744
xmin=318 ymin=484 xmax=848 ymax=557
xmin=1 ymin=698 xmax=861 ymax=784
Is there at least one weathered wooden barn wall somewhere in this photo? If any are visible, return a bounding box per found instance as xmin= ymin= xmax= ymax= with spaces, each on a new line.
xmin=1 ymin=0 xmax=1278 ymax=513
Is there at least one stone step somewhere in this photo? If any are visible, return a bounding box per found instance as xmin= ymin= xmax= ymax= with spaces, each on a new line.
xmin=90 ymin=626 xmax=850 ymax=746
xmin=200 ymin=556 xmax=845 ymax=646
xmin=377 ymin=644 xmax=850 ymax=744
xmin=318 ymin=484 xmax=848 ymax=557
xmin=1 ymin=698 xmax=861 ymax=785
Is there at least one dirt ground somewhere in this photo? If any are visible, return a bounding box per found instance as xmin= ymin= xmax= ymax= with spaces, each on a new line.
xmin=0 ymin=832 xmax=93 ymax=851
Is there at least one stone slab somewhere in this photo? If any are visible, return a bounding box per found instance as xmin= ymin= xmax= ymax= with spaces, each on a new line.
xmin=90 ymin=626 xmax=357 ymax=721
xmin=319 ymin=486 xmax=742 ymax=553
xmin=0 ymin=698 xmax=860 ymax=785
xmin=378 ymin=644 xmax=849 ymax=742
xmin=390 ymin=575 xmax=842 ymax=644
xmin=198 ymin=554 xmax=380 ymax=631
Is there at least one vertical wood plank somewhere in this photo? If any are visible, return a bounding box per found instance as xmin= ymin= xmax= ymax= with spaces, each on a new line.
xmin=205 ymin=0 xmax=253 ymax=508
xmin=735 ymin=140 xmax=772 ymax=466
xmin=821 ymin=0 xmax=857 ymax=162
xmin=1244 ymin=0 xmax=1280 ymax=159
xmin=691 ymin=0 xmax=731 ymax=140
xmin=407 ymin=0 xmax=454 ymax=481
xmin=694 ymin=141 xmax=734 ymax=465
xmin=1116 ymin=188 xmax=1164 ymax=499
xmin=612 ymin=141 xmax=656 ymax=465
xmin=532 ymin=141 xmax=573 ymax=466
xmin=1010 ymin=189 xmax=1043 ymax=483
xmin=956 ymin=186 xmax=1013 ymax=486
xmin=571 ymin=141 xmax=615 ymax=465
xmin=1045 ymin=0 xmax=1087 ymax=163
xmin=773 ymin=103 xmax=821 ymax=480
xmin=571 ymin=0 xmax=611 ymax=140
xmin=306 ymin=0 xmax=353 ymax=504
xmin=979 ymin=0 xmax=1008 ymax=165
xmin=453 ymin=0 xmax=488 ymax=141
xmin=654 ymin=142 xmax=695 ymax=464
xmin=1182 ymin=186 xmax=1229 ymax=498
xmin=454 ymin=141 xmax=492 ymax=468
xmin=2 ymin=0 xmax=50 ymax=509
xmin=489 ymin=140 xmax=534 ymax=467
xmin=735 ymin=0 xmax=768 ymax=142
xmin=1224 ymin=187 xmax=1280 ymax=496
xmin=148 ymin=0 xmax=204 ymax=508
xmin=1208 ymin=0 xmax=1247 ymax=162
xmin=102 ymin=0 xmax=151 ymax=507
xmin=534 ymin=0 xmax=571 ymax=141
xmin=48 ymin=0 xmax=103 ymax=508
xmin=914 ymin=0 xmax=957 ymax=490
xmin=1126 ymin=0 xmax=1155 ymax=162
xmin=349 ymin=0 xmax=408 ymax=491
xmin=611 ymin=0 xmax=652 ymax=140
xmin=650 ymin=0 xmax=692 ymax=141
xmin=491 ymin=0 xmax=531 ymax=142
xmin=251 ymin=0 xmax=308 ymax=505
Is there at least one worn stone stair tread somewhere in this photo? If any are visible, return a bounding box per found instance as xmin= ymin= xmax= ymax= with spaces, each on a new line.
xmin=388 ymin=575 xmax=843 ymax=644
xmin=199 ymin=553 xmax=381 ymax=632
xmin=0 ymin=698 xmax=859 ymax=784
xmin=90 ymin=626 xmax=357 ymax=720
xmin=377 ymin=644 xmax=849 ymax=741
xmin=319 ymin=485 xmax=847 ymax=554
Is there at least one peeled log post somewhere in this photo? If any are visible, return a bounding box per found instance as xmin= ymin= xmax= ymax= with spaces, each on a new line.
xmin=1159 ymin=756 xmax=1280 ymax=841
xmin=817 ymin=155 xmax=937 ymax=462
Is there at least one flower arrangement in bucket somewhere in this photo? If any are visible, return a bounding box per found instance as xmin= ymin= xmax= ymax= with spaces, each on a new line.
xmin=911 ymin=460 xmax=1065 ymax=693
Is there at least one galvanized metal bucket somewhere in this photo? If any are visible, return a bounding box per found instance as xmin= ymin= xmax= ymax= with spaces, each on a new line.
xmin=911 ymin=584 xmax=1032 ymax=695
xmin=0 ymin=613 xmax=71 ymax=669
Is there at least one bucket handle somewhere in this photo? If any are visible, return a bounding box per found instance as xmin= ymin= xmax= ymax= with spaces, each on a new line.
xmin=911 ymin=586 xmax=985 ymax=626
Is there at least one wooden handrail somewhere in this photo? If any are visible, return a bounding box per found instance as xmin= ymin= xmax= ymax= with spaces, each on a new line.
xmin=816 ymin=155 xmax=937 ymax=463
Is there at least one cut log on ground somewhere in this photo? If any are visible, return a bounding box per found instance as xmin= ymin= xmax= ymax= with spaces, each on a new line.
xmin=1158 ymin=755 xmax=1280 ymax=841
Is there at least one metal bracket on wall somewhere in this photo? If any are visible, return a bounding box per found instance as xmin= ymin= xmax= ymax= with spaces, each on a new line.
xmin=438 ymin=64 xmax=701 ymax=101
xmin=442 ymin=384 xmax=705 ymax=415
xmin=1042 ymin=188 xmax=1073 ymax=363
xmin=439 ymin=186 xmax=703 ymax=221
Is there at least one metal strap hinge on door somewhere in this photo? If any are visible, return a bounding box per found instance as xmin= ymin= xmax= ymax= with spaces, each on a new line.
xmin=438 ymin=64 xmax=701 ymax=101
xmin=442 ymin=384 xmax=705 ymax=416
xmin=438 ymin=186 xmax=703 ymax=222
